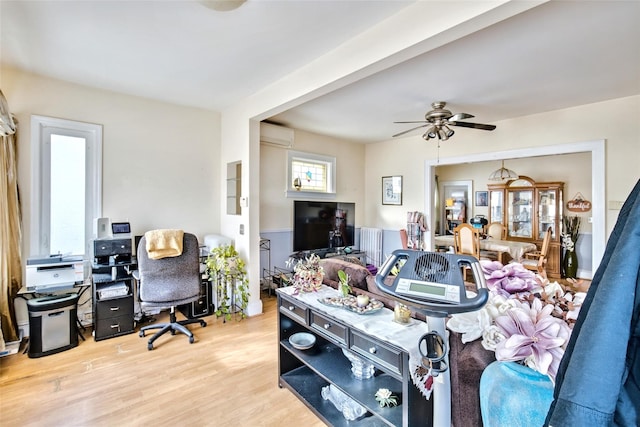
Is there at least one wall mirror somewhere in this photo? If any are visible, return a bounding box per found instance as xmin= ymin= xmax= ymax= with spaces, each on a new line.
xmin=227 ymin=161 xmax=242 ymax=215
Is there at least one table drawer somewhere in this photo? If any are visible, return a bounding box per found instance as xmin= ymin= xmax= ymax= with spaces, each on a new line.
xmin=278 ymin=295 xmax=307 ymax=325
xmin=96 ymin=295 xmax=133 ymax=320
xmin=350 ymin=330 xmax=403 ymax=377
xmin=94 ymin=239 xmax=132 ymax=257
xmin=310 ymin=311 xmax=347 ymax=346
xmin=94 ymin=314 xmax=134 ymax=340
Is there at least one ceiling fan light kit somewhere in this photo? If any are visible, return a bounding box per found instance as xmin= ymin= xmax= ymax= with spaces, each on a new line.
xmin=488 ymin=160 xmax=519 ymax=181
xmin=394 ymin=101 xmax=496 ymax=141
xmin=200 ymin=0 xmax=246 ymax=11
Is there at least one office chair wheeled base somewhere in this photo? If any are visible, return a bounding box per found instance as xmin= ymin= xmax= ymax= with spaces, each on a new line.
xmin=139 ymin=307 xmax=207 ymax=350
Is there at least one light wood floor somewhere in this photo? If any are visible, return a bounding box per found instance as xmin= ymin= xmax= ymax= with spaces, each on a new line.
xmin=0 ymin=292 xmax=325 ymax=427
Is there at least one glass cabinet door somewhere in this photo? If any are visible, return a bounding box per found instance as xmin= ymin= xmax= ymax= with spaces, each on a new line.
xmin=507 ymin=189 xmax=533 ymax=238
xmin=538 ymin=189 xmax=557 ymax=239
xmin=489 ymin=190 xmax=503 ymax=224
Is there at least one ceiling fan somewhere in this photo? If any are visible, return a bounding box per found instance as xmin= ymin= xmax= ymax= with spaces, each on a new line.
xmin=393 ymin=101 xmax=496 ymax=141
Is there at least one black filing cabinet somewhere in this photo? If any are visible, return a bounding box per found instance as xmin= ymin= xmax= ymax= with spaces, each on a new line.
xmin=178 ymin=262 xmax=212 ymax=318
xmin=92 ymin=238 xmax=136 ymax=341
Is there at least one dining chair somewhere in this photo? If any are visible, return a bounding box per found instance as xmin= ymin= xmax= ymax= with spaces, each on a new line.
xmin=454 ymin=223 xmax=504 ymax=265
xmin=453 ymin=223 xmax=490 ymax=281
xmin=399 ymin=229 xmax=409 ymax=249
xmin=453 ymin=223 xmax=481 ymax=258
xmin=522 ymin=226 xmax=552 ymax=278
xmin=487 ymin=222 xmax=507 ymax=240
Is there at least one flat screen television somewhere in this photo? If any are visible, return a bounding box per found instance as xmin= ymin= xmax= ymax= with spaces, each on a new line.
xmin=293 ymin=201 xmax=355 ymax=253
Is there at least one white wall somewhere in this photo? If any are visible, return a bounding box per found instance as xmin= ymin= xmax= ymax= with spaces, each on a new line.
xmin=218 ymin=110 xmax=261 ymax=315
xmin=365 ymin=95 xmax=640 ymax=234
xmin=3 ymin=66 xmax=221 ymax=329
xmin=3 ymin=66 xmax=221 ymax=251
xmin=258 ymin=97 xmax=639 ymax=285
xmin=220 ymin=2 xmax=536 ymax=314
xmin=259 ymin=128 xmax=367 ymax=274
xmin=364 ymin=95 xmax=640 ymax=277
xmin=260 ymin=128 xmax=366 ymax=231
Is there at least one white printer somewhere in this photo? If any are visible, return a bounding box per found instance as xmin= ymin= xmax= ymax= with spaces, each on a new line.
xmin=26 ymin=256 xmax=84 ymax=292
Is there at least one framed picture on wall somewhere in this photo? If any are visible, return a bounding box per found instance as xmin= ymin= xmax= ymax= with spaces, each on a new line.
xmin=475 ymin=191 xmax=488 ymax=207
xmin=382 ymin=176 xmax=403 ymax=205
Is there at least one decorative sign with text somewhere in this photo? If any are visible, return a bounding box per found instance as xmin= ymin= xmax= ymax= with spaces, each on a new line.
xmin=567 ymin=192 xmax=592 ymax=212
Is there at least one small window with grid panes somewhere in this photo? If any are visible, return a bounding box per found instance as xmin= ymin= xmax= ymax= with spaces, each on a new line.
xmin=286 ymin=151 xmax=335 ymax=199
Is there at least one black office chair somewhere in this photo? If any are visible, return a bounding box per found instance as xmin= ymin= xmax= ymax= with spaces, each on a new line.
xmin=136 ymin=231 xmax=206 ymax=350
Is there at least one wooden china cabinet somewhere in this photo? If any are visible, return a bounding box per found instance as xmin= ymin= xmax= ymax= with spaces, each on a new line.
xmin=488 ymin=176 xmax=564 ymax=278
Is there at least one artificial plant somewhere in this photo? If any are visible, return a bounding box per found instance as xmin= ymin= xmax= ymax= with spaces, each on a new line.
xmin=206 ymin=244 xmax=249 ymax=321
xmin=338 ymin=269 xmax=351 ymax=297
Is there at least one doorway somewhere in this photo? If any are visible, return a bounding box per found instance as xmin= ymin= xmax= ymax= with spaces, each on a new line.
xmin=424 ymin=140 xmax=605 ymax=280
xmin=439 ymin=180 xmax=472 ymax=235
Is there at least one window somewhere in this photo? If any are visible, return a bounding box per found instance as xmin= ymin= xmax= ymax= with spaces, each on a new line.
xmin=30 ymin=116 xmax=102 ymax=257
xmin=286 ymin=150 xmax=336 ymax=199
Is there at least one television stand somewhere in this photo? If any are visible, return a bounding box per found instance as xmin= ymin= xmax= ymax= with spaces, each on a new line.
xmin=291 ymin=249 xmax=366 ymax=264
xmin=324 ymin=250 xmax=366 ymax=264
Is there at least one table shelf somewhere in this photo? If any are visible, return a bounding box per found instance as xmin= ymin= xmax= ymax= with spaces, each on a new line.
xmin=277 ymin=289 xmax=431 ymax=426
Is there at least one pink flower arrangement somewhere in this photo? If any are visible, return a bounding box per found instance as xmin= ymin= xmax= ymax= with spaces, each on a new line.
xmin=493 ymin=297 xmax=571 ymax=379
xmin=447 ymin=260 xmax=586 ymax=381
xmin=482 ymin=261 xmax=538 ymax=296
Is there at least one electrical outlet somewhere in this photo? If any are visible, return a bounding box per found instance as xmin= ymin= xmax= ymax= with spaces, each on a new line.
xmin=83 ymin=312 xmax=93 ymax=323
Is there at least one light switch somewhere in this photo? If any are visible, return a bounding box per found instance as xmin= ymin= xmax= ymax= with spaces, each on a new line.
xmin=239 ymin=224 xmax=244 ymax=235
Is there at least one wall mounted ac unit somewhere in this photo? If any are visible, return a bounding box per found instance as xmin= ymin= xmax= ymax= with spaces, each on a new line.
xmin=260 ymin=122 xmax=294 ymax=148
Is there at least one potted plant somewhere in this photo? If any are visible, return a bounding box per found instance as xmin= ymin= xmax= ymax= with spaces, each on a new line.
xmin=206 ymin=244 xmax=249 ymax=321
xmin=338 ymin=269 xmax=370 ymax=307
xmin=338 ymin=269 xmax=351 ymax=297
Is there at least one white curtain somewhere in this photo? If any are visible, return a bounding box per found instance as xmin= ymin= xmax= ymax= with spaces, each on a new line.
xmin=0 ymin=89 xmax=21 ymax=347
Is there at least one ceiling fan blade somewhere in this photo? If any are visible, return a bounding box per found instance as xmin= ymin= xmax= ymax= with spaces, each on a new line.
xmin=448 ymin=112 xmax=474 ymax=121
xmin=394 ymin=121 xmax=428 ymax=124
xmin=449 ymin=121 xmax=496 ymax=131
xmin=392 ymin=124 xmax=428 ymax=137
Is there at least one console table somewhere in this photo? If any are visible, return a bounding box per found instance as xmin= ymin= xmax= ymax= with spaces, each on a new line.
xmin=277 ymin=286 xmax=433 ymax=426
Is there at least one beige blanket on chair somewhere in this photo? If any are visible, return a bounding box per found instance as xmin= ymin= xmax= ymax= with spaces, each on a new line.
xmin=145 ymin=229 xmax=184 ymax=260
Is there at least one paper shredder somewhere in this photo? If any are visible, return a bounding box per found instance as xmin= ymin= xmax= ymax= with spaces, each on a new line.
xmin=27 ymin=293 xmax=79 ymax=358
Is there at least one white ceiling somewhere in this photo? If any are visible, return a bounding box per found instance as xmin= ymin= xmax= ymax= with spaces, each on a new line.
xmin=2 ymin=1 xmax=639 ymax=144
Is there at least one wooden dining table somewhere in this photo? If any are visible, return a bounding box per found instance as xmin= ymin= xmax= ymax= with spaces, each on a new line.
xmin=434 ymin=235 xmax=538 ymax=262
